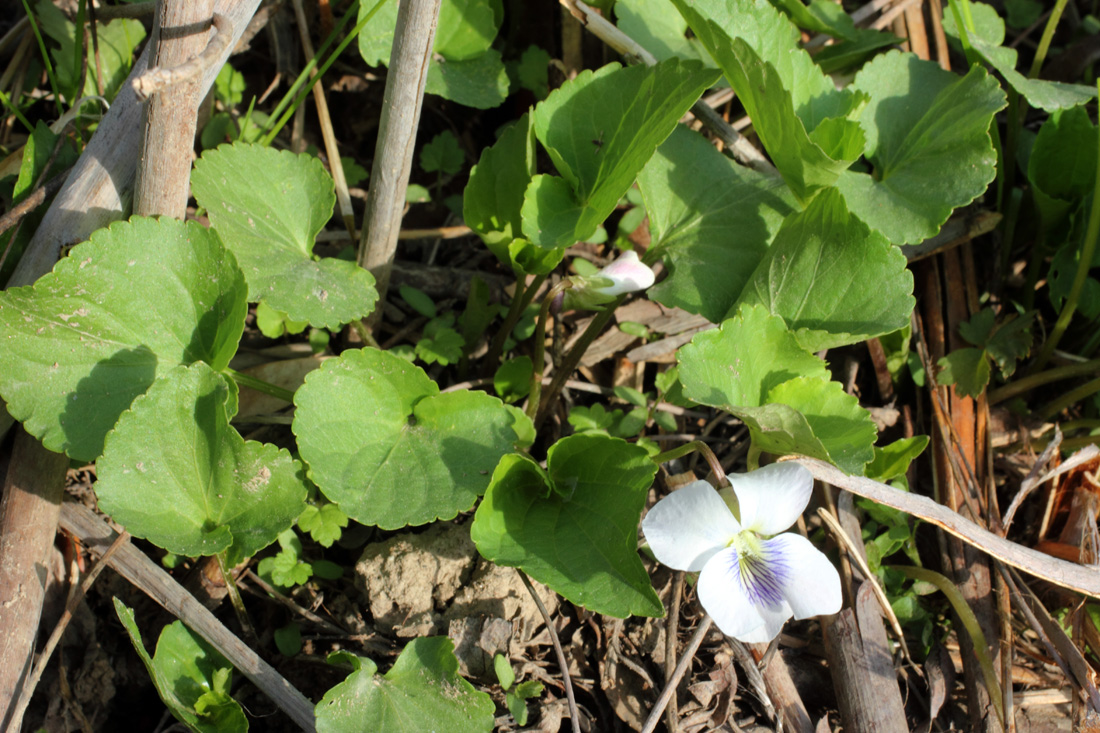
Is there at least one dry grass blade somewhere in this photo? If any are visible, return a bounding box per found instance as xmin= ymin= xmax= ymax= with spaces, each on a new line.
xmin=289 ymin=0 xmax=355 ymax=241
xmin=798 ymin=457 xmax=1100 ymax=599
xmin=818 ymin=507 xmax=913 ymax=664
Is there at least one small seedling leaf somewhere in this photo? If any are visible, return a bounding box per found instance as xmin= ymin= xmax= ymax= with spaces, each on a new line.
xmin=315 ymin=638 xmax=494 ymax=733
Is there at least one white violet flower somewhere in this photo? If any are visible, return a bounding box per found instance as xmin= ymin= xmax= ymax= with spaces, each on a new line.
xmin=642 ymin=462 xmax=841 ymax=643
xmin=563 ymin=250 xmax=656 ymax=311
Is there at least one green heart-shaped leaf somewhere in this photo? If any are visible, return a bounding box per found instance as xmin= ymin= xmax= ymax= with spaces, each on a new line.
xmin=0 ymin=217 xmax=247 ymax=461
xmin=96 ymin=362 xmax=308 ymax=564
xmin=293 ymin=348 xmax=533 ymax=529
xmin=639 ymin=126 xmax=796 ymax=322
xmin=837 ymin=51 xmax=1006 ymax=243
xmin=942 ymin=3 xmax=1095 ymax=113
xmin=191 ymin=143 xmax=377 ymax=329
xmin=677 ymin=305 xmax=829 ymax=408
xmin=672 ymin=0 xmax=865 ymax=201
xmin=316 ymin=638 xmax=494 ymax=733
xmin=521 ymin=58 xmax=721 ymax=248
xmin=465 ymin=114 xmax=556 ymax=274
xmin=735 ymin=187 xmax=914 ymax=350
xmin=678 ymin=306 xmax=876 ymax=472
xmin=471 ymin=434 xmax=662 ymax=618
xmin=763 ymin=376 xmax=876 ymax=473
xmin=425 ymin=48 xmax=510 ymax=109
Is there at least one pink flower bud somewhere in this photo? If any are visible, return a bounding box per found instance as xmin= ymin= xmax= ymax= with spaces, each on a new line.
xmin=592 ymin=250 xmax=656 ymax=296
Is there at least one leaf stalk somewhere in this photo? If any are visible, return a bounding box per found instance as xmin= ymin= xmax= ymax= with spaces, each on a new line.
xmin=1032 ymin=81 xmax=1100 ymax=372
xmin=225 ymin=368 xmax=297 ymax=404
xmin=652 ymin=440 xmax=729 ymax=488
xmin=526 ymin=279 xmax=572 ymax=421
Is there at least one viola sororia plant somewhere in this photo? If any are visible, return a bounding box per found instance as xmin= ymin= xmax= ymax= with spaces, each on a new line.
xmin=2 ymin=0 xmax=1073 ymax=725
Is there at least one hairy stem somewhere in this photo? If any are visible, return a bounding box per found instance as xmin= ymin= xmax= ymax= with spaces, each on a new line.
xmin=534 ymin=298 xmax=623 ymax=429
xmin=484 ymin=273 xmax=547 ymax=375
xmin=527 ymin=280 xmax=571 ymax=421
xmin=517 ymin=570 xmax=580 ymax=733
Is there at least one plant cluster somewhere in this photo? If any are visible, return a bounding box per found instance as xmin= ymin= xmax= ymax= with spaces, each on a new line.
xmin=2 ymin=0 xmax=1099 ymax=728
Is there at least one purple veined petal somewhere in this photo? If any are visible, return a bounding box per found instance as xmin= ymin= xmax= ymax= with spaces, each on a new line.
xmin=766 ymin=533 xmax=843 ymax=620
xmin=642 ymin=480 xmax=741 ymax=572
xmin=727 ymin=462 xmax=814 ymax=536
xmin=698 ymin=545 xmax=794 ymax=643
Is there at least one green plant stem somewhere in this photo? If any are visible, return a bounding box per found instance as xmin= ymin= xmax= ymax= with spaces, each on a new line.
xmin=526 ymin=280 xmax=572 ymax=421
xmin=1033 ymin=83 xmax=1100 ymax=372
xmin=1036 ymin=375 xmax=1100 ymax=421
xmin=260 ymin=1 xmax=361 ymax=141
xmin=997 ymin=89 xmax=1020 ymax=221
xmin=260 ymin=0 xmax=390 ymax=146
xmin=0 ymin=88 xmax=33 ymax=133
xmin=216 ymin=551 xmax=257 ymax=644
xmin=351 ymin=318 xmax=380 ymax=348
xmin=1028 ymin=0 xmax=1069 ymax=78
xmin=947 ymin=0 xmax=981 ymax=67
xmin=533 ymin=298 xmax=622 ymax=430
xmin=483 ymin=273 xmax=547 ymax=374
xmin=988 ymin=357 xmax=1100 ymax=405
xmin=888 ymin=565 xmax=1005 ymax=729
xmin=652 ymin=440 xmax=729 ymax=487
xmin=225 ymin=368 xmax=297 ymax=403
xmin=73 ymin=0 xmax=87 ymax=98
xmin=20 ymin=0 xmax=65 ymax=118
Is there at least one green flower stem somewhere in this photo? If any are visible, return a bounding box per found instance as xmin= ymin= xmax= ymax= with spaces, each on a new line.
xmin=260 ymin=0 xmax=388 ymax=146
xmin=1033 ymin=83 xmax=1100 ymax=372
xmin=225 ymin=368 xmax=297 ymax=404
xmin=20 ymin=0 xmax=65 ymax=118
xmin=946 ymin=0 xmax=980 ymax=67
xmin=652 ymin=440 xmax=729 ymax=488
xmin=988 ymin=357 xmax=1100 ymax=405
xmin=0 ymin=88 xmax=33 ymax=134
xmin=216 ymin=550 xmax=257 ymax=645
xmin=350 ymin=318 xmax=381 ymax=349
xmin=997 ymin=90 xmax=1020 ymax=224
xmin=526 ymin=280 xmax=572 ymax=421
xmin=1037 ymin=375 xmax=1100 ymax=421
xmin=484 ymin=273 xmax=547 ymax=376
xmin=1028 ymin=0 xmax=1069 ymax=79
xmin=533 ymin=297 xmax=623 ymax=430
xmin=887 ymin=565 xmax=1005 ymax=729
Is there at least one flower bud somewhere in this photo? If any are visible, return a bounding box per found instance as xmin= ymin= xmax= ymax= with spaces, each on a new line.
xmin=562 ymin=251 xmax=656 ymax=311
